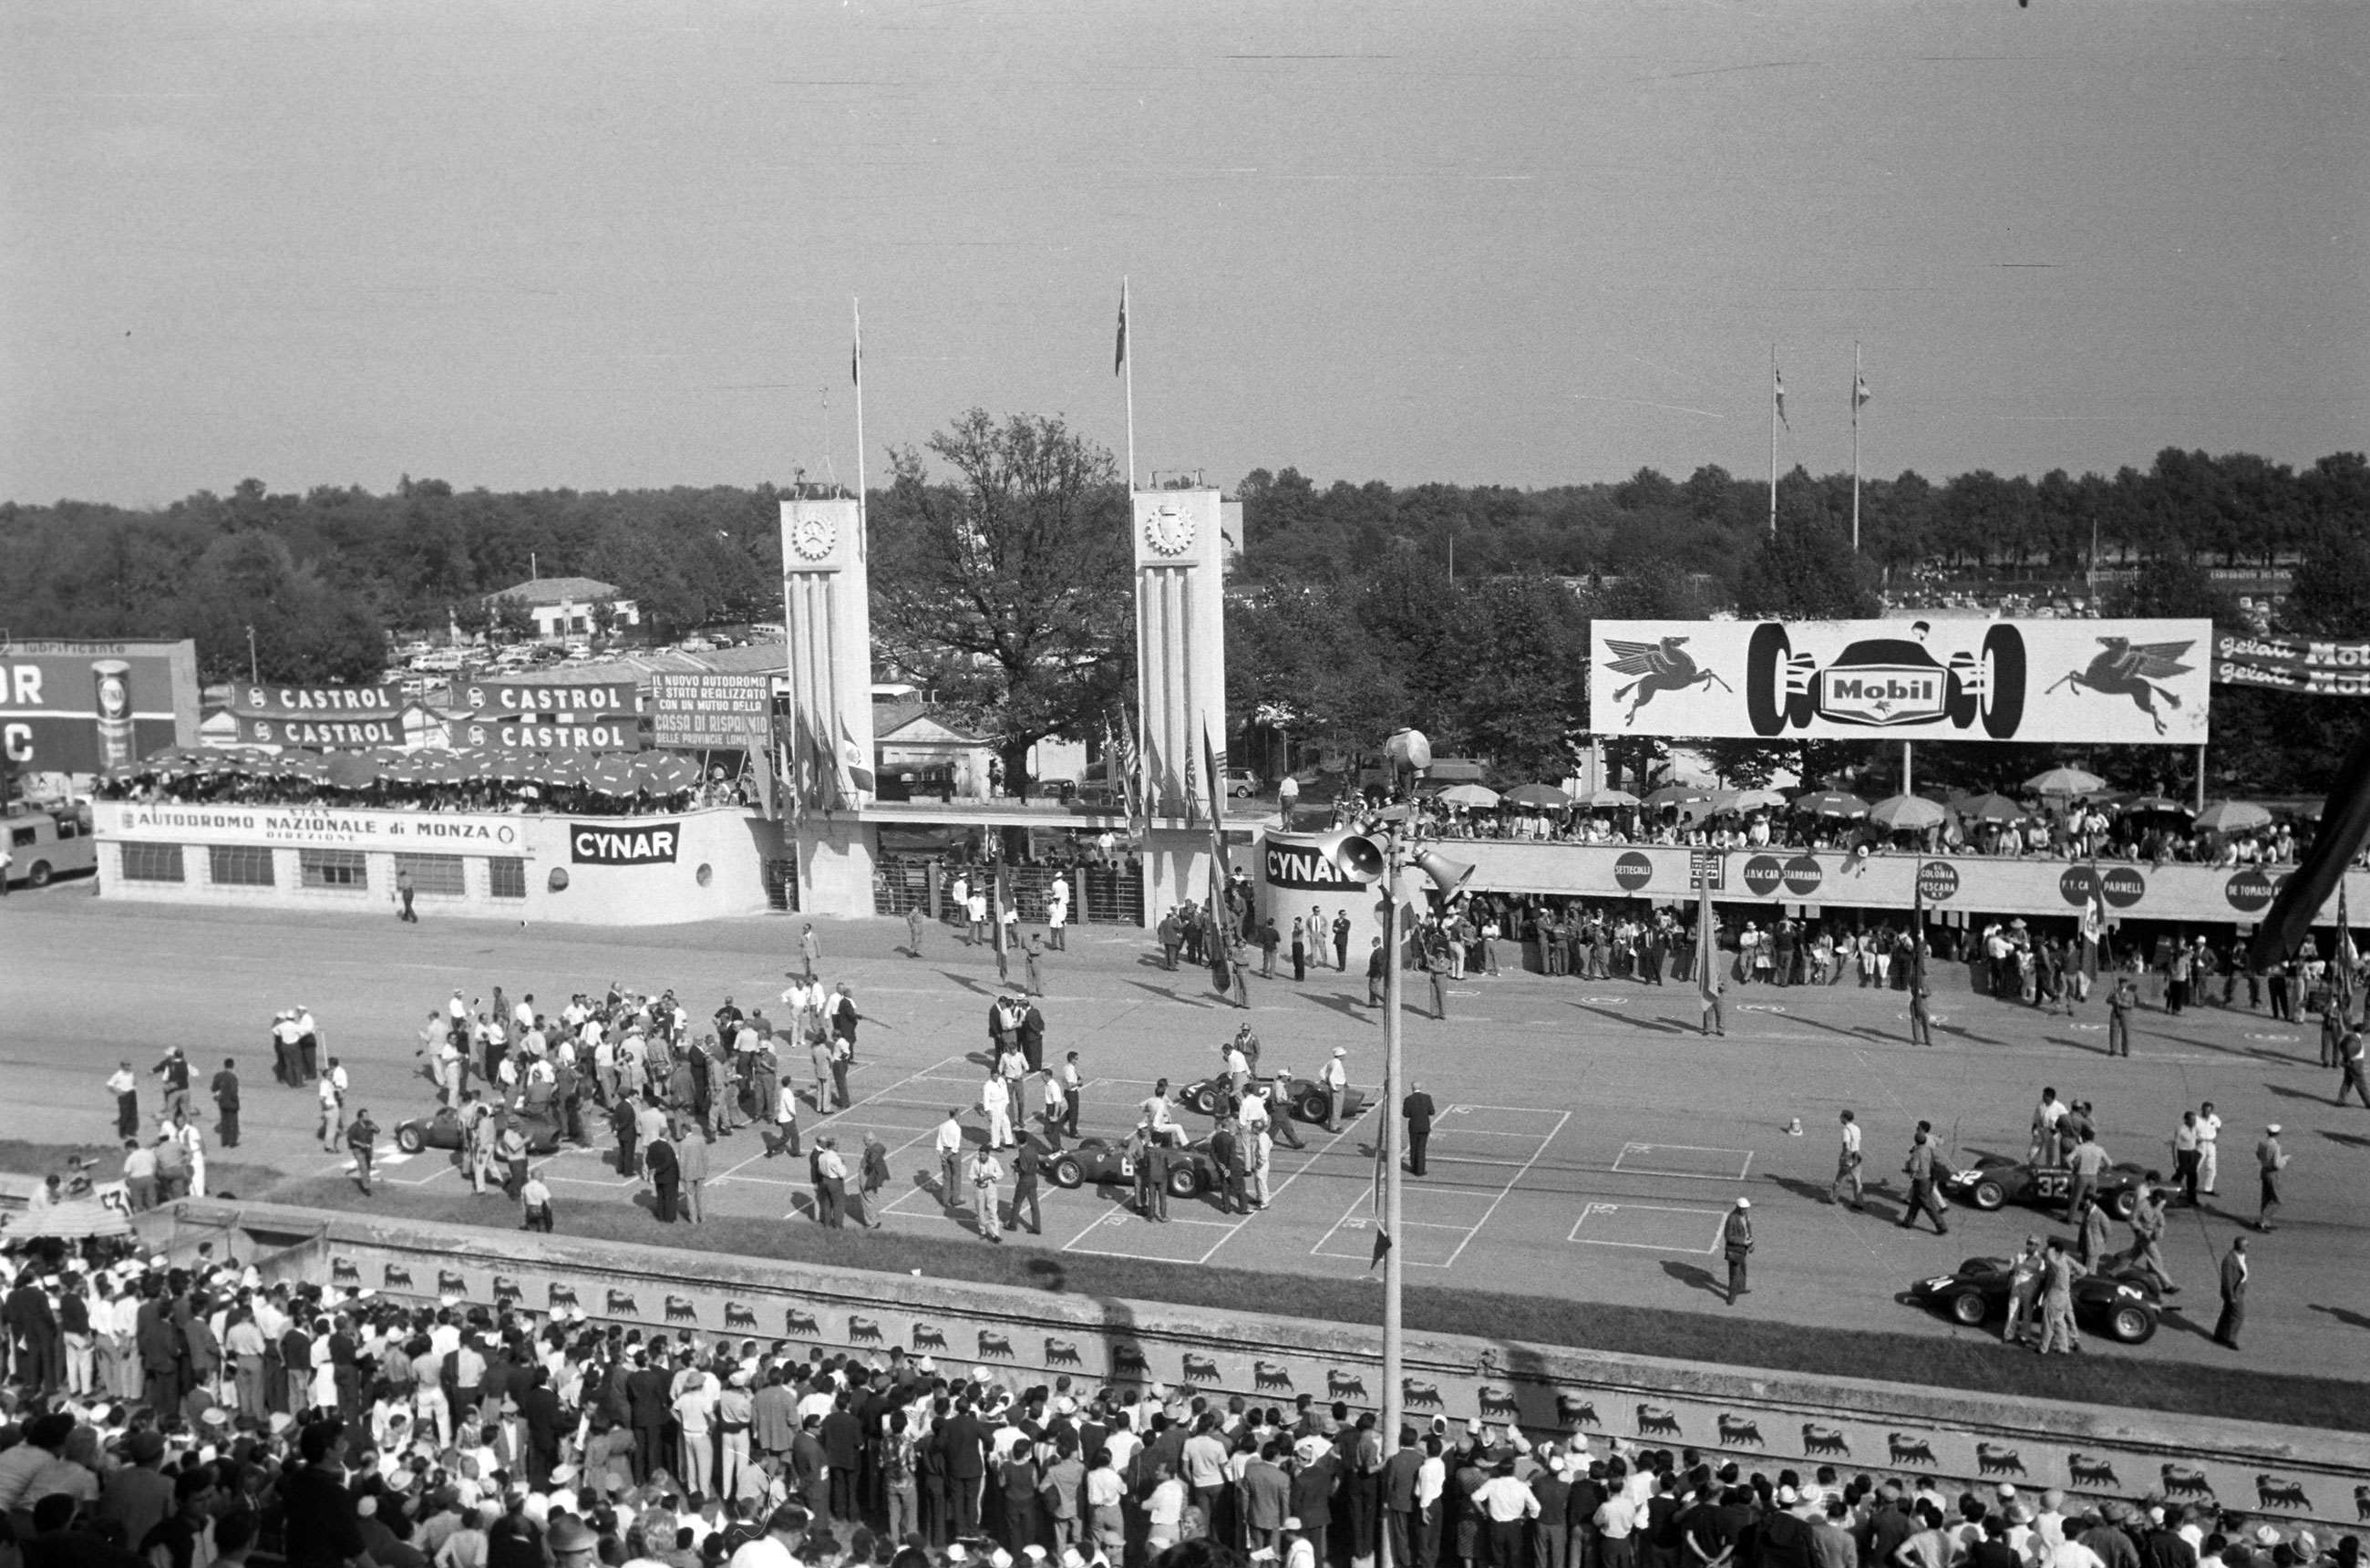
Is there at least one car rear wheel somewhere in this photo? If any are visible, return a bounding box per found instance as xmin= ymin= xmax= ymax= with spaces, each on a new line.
xmin=2109 ymin=1304 xmax=2157 ymax=1345
xmin=395 ymin=1123 xmax=425 ymax=1153
xmin=1970 ymin=1180 xmax=2006 ymax=1211
xmin=27 ymin=861 xmax=52 ymax=888
xmin=1298 ymin=1091 xmax=1331 ymax=1124
xmin=1187 ymin=1086 xmax=1218 ymax=1117
xmin=1165 ymin=1162 xmax=1201 ymax=1199
xmin=1050 ymin=1155 xmax=1083 ymax=1189
xmin=1747 ymin=624 xmax=1792 ymax=737
xmin=2110 ymin=1188 xmax=2138 ymax=1221
xmin=1949 ymin=1291 xmax=1989 ymax=1326
xmin=1980 ymin=625 xmax=2027 ymax=739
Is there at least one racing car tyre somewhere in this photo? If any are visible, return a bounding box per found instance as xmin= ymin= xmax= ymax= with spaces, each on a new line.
xmin=2109 ymin=1305 xmax=2157 ymax=1345
xmin=1746 ymin=624 xmax=1791 ymax=738
xmin=1944 ymin=666 xmax=1979 ymax=729
xmin=1049 ymin=1154 xmax=1084 ymax=1190
xmin=1969 ymin=1179 xmax=2006 ymax=1212
xmin=1186 ymin=1085 xmax=1219 ymax=1117
xmin=1949 ymin=1291 xmax=1989 ymax=1326
xmin=1165 ymin=1161 xmax=1201 ymax=1200
xmin=2109 ymin=1187 xmax=2138 ymax=1221
xmin=1980 ymin=624 xmax=2026 ymax=739
xmin=395 ymin=1123 xmax=425 ymax=1154
xmin=1297 ymin=1090 xmax=1331 ymax=1124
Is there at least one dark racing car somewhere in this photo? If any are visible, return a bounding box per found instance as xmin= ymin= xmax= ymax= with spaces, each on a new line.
xmin=1906 ymin=1254 xmax=2161 ymax=1344
xmin=1179 ymin=1073 xmax=1368 ymax=1124
xmin=1746 ymin=622 xmax=2025 ymax=739
xmin=1941 ymin=1155 xmax=2148 ymax=1221
xmin=1026 ymin=1130 xmax=1224 ymax=1200
xmin=394 ymin=1106 xmax=562 ymax=1156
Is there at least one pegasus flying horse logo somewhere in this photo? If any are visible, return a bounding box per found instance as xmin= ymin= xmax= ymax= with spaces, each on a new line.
xmin=1605 ymin=636 xmax=1732 ymax=724
xmin=2047 ymin=637 xmax=2195 ymax=734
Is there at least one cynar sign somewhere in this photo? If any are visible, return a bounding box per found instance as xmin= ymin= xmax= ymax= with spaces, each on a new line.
xmin=570 ymin=821 xmax=681 ymax=866
xmin=1262 ymin=833 xmax=1375 ymax=892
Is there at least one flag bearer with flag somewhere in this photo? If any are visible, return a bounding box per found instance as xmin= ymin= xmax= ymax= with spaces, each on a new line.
xmin=1695 ymin=862 xmax=1724 ymax=1038
xmin=1909 ymin=879 xmax=1935 ymax=1047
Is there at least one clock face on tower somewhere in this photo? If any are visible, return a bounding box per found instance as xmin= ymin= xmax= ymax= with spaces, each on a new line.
xmin=1143 ymin=504 xmax=1195 ymax=558
xmin=790 ymin=511 xmax=838 ymax=562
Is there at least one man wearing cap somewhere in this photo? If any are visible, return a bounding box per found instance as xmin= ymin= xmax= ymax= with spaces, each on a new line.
xmin=1899 ymin=1130 xmax=1948 ymax=1235
xmin=2254 ymin=1124 xmax=2288 ymax=1231
xmin=1720 ymin=1199 xmax=1755 ymax=1305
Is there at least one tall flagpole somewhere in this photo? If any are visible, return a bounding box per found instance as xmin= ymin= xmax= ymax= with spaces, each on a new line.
xmin=852 ymin=296 xmax=867 ymax=552
xmin=1119 ymin=276 xmax=1137 ymax=491
xmin=1767 ymin=346 xmax=1779 ymax=536
xmin=1850 ymin=341 xmax=1862 ymax=553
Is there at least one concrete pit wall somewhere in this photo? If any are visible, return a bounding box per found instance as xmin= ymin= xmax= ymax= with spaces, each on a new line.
xmin=167 ymin=1202 xmax=2369 ymax=1534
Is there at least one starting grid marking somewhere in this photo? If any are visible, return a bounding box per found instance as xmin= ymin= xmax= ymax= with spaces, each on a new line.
xmin=1567 ymin=1202 xmax=1728 ymax=1254
xmin=1612 ymin=1141 xmax=1754 ymax=1181
xmin=1312 ymin=1105 xmax=1569 ymax=1269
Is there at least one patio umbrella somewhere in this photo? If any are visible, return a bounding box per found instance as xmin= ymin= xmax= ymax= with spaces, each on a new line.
xmin=2193 ymin=800 xmax=2272 ymax=834
xmin=632 ymin=751 xmax=701 ymax=793
xmin=1577 ymin=786 xmax=1639 ymax=809
xmin=2121 ymin=795 xmax=2192 ymax=816
xmin=1504 ymin=783 xmax=1574 ymax=809
xmin=1791 ymin=789 xmax=1870 ymax=819
xmin=1957 ymin=792 xmax=2029 ymax=824
xmin=2025 ymin=766 xmax=2107 ymax=797
xmin=588 ymin=753 xmax=642 ymax=796
xmin=1709 ymin=787 xmax=1787 ymax=813
xmin=324 ymin=751 xmax=380 ymax=790
xmin=1643 ymin=783 xmax=1709 ymax=809
xmin=1435 ymin=783 xmax=1500 ymax=809
xmin=1868 ymin=794 xmax=1946 ymax=831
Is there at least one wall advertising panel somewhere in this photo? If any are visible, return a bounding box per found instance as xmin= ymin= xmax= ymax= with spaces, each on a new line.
xmin=2212 ymin=630 xmax=2370 ymax=696
xmin=459 ymin=718 xmax=636 ymax=751
xmin=459 ymin=681 xmax=638 ymax=718
xmin=235 ymin=715 xmax=405 ymax=748
xmin=570 ymin=820 xmax=680 ymax=865
xmin=97 ymin=801 xmax=528 ymax=851
xmin=1592 ymin=619 xmax=2210 ymax=744
xmin=0 ymin=639 xmax=201 ymax=772
xmin=232 ymin=682 xmax=403 ymax=716
xmin=1262 ymin=831 xmax=1376 ymax=891
xmin=652 ymin=673 xmax=773 ymax=749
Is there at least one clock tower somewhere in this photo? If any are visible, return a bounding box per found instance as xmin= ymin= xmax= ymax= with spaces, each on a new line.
xmin=779 ymin=496 xmax=877 ymax=912
xmin=1132 ymin=486 xmax=1231 ymax=924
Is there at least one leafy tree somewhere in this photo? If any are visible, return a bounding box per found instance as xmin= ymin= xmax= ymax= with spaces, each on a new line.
xmin=870 ymin=409 xmax=1134 ymax=797
xmin=1735 ymin=515 xmax=1880 ymax=621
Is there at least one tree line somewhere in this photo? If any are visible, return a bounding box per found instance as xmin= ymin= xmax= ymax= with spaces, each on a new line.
xmin=4 ymin=431 xmax=2365 ymax=797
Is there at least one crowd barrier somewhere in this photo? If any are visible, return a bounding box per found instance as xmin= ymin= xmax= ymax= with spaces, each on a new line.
xmin=157 ymin=1202 xmax=2370 ymax=1533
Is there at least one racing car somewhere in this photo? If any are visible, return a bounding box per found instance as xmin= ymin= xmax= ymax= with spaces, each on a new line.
xmin=1905 ymin=1254 xmax=2162 ymax=1344
xmin=1940 ymin=1155 xmax=2148 ymax=1221
xmin=1179 ymin=1073 xmax=1367 ymax=1125
xmin=1026 ymin=1130 xmax=1224 ymax=1200
xmin=393 ymin=1106 xmax=562 ymax=1156
xmin=1746 ymin=622 xmax=2025 ymax=740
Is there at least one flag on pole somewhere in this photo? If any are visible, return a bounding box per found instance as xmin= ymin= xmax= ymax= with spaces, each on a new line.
xmin=993 ymin=866 xmax=1010 ymax=962
xmin=1369 ymin=1116 xmax=1393 ymax=1268
xmin=1854 ymin=372 xmax=1872 ymax=407
xmin=1114 ymin=281 xmax=1128 ymax=376
xmin=851 ymin=303 xmax=862 ymax=388
xmin=1115 ymin=709 xmax=1149 ymax=835
xmin=1911 ymin=867 xmax=1927 ymax=993
xmin=1773 ymin=366 xmax=1789 ymax=430
xmin=1202 ymin=724 xmax=1233 ymax=944
xmin=1695 ymin=858 xmax=1717 ymax=1010
xmin=2338 ymin=884 xmax=2358 ymax=1020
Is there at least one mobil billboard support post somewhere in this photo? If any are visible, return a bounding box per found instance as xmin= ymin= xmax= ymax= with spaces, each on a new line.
xmin=1592 ymin=619 xmax=2211 ymax=745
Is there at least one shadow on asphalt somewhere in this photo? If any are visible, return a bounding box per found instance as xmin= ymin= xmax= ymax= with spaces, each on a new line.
xmin=1123 ymin=979 xmax=1221 ymax=1009
xmin=2307 ymin=1303 xmax=2370 ymax=1333
xmin=1660 ymin=1259 xmax=1726 ymax=1300
xmin=1571 ymin=1002 xmax=1686 ymax=1035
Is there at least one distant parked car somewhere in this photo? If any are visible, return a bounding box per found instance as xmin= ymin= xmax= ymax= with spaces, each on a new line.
xmin=1225 ymin=769 xmax=1260 ymax=798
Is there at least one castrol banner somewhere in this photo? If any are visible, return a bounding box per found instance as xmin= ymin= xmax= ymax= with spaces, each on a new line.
xmin=459 ymin=681 xmax=638 ymax=720
xmin=2211 ymin=630 xmax=2370 ymax=696
xmin=1592 ymin=619 xmax=2210 ymax=745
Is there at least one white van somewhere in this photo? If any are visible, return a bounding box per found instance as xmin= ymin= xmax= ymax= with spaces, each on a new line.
xmin=4 ymin=804 xmax=97 ymax=890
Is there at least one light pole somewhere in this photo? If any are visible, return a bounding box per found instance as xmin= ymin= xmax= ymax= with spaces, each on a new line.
xmin=1313 ymin=727 xmax=1472 ymax=1568
xmin=244 ymin=624 xmax=259 ymax=685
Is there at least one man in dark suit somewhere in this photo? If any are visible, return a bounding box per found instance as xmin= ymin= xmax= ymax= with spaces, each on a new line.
xmin=1290 ymin=1438 xmax=1342 ymax=1568
xmin=625 ymin=1349 xmax=674 ymax=1481
xmin=3 ymin=1271 xmax=61 ymax=1395
xmin=517 ymin=1366 xmax=564 ymax=1486
xmin=2212 ymin=1235 xmax=2248 ymax=1349
xmin=821 ymin=1397 xmax=864 ymax=1525
xmin=1402 ymin=1084 xmax=1437 ymax=1177
xmin=940 ymin=1398 xmax=990 ymax=1534
xmin=1381 ymin=1426 xmax=1424 ymax=1568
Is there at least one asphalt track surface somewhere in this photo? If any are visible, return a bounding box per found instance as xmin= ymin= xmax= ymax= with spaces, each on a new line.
xmin=5 ymin=885 xmax=2366 ymax=1381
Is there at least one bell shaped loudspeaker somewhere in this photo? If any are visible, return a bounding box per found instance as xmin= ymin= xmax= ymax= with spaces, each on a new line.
xmin=1412 ymin=849 xmax=1475 ymax=896
xmin=1311 ymin=830 xmax=1386 ymax=881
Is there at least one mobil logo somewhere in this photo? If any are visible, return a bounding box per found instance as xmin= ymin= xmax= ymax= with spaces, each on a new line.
xmin=2059 ymin=866 xmax=2098 ymax=907
xmin=2099 ymin=866 xmax=2147 ymax=908
xmin=1613 ymin=851 xmax=1654 ymax=892
xmin=1741 ymin=855 xmax=1786 ymax=897
xmin=1916 ymin=861 xmax=1960 ymax=903
xmin=1782 ymin=855 xmax=1823 ymax=896
xmin=2224 ymin=868 xmax=2277 ymax=913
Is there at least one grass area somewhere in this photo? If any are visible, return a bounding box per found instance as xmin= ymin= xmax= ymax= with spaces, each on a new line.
xmin=0 ymin=1139 xmax=279 ymax=1201
xmin=270 ymin=1171 xmax=2370 ymax=1436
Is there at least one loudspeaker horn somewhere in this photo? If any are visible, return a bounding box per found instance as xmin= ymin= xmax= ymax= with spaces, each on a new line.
xmin=1412 ymin=849 xmax=1475 ymax=896
xmin=1309 ymin=830 xmax=1386 ymax=882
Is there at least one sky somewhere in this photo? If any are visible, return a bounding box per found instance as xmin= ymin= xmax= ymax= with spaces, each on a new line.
xmin=3 ymin=0 xmax=2365 ymax=508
